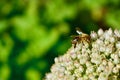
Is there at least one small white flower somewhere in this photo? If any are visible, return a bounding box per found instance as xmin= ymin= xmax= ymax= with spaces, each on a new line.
xmin=74 ymin=69 xmax=82 ymax=77
xmin=108 ymin=61 xmax=114 ymax=72
xmin=70 ymin=52 xmax=77 ymax=59
xmin=90 ymin=31 xmax=98 ymax=40
xmin=74 ymin=60 xmax=80 ymax=68
xmin=113 ymin=55 xmax=119 ymax=64
xmin=96 ymin=39 xmax=103 ymax=45
xmin=116 ymin=64 xmax=120 ymax=69
xmin=114 ymin=29 xmax=120 ymax=37
xmin=100 ymin=46 xmax=105 ymax=52
xmin=78 ymin=77 xmax=84 ymax=80
xmin=116 ymin=41 xmax=120 ymax=48
xmin=64 ymin=70 xmax=71 ymax=75
xmin=54 ymin=57 xmax=59 ymax=63
xmin=79 ymin=57 xmax=87 ymax=64
xmin=78 ymin=65 xmax=84 ymax=73
xmin=102 ymin=59 xmax=107 ymax=66
xmin=107 ymin=28 xmax=113 ymax=36
xmin=110 ymin=37 xmax=115 ymax=43
xmin=83 ymin=75 xmax=89 ymax=80
xmin=86 ymin=61 xmax=92 ymax=67
xmin=89 ymin=74 xmax=95 ymax=80
xmin=98 ymin=64 xmax=105 ymax=71
xmin=98 ymin=72 xmax=108 ymax=80
xmin=86 ymin=66 xmax=95 ymax=74
xmin=105 ymin=44 xmax=114 ymax=53
xmin=110 ymin=53 xmax=115 ymax=59
xmin=77 ymin=54 xmax=81 ymax=59
xmin=98 ymin=28 xmax=104 ymax=36
xmin=66 ymin=64 xmax=74 ymax=71
xmin=112 ymin=67 xmax=119 ymax=74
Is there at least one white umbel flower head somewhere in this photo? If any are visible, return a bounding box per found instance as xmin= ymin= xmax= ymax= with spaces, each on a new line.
xmin=44 ymin=28 xmax=120 ymax=80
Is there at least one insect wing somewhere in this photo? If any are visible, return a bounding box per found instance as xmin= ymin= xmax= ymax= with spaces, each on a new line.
xmin=75 ymin=27 xmax=83 ymax=35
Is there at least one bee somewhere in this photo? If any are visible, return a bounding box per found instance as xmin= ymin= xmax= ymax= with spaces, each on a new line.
xmin=71 ymin=27 xmax=90 ymax=48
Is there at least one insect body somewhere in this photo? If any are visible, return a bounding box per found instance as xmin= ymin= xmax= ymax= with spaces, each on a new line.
xmin=71 ymin=28 xmax=90 ymax=48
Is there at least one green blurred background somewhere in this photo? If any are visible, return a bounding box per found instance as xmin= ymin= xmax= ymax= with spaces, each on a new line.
xmin=0 ymin=0 xmax=120 ymax=80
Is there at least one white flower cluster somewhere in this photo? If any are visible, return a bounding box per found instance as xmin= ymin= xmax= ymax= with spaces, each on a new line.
xmin=45 ymin=28 xmax=120 ymax=80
